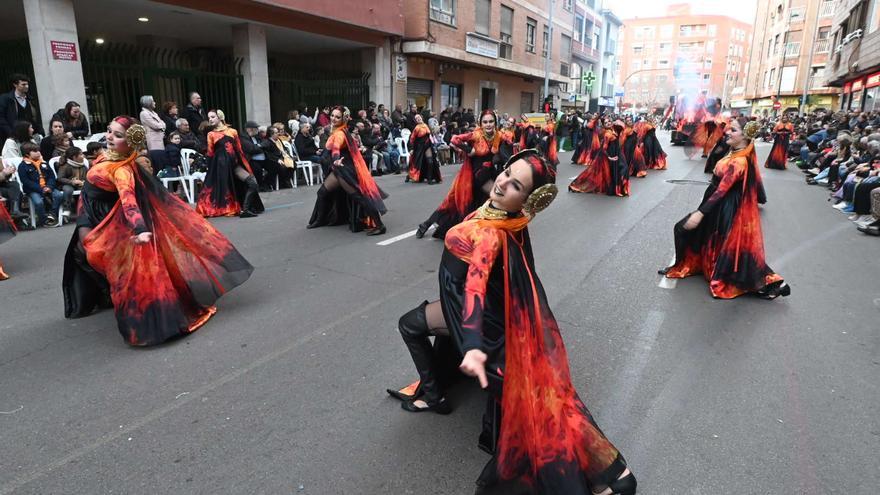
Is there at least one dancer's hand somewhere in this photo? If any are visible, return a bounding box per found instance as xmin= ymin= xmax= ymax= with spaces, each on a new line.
xmin=133 ymin=232 xmax=153 ymax=244
xmin=460 ymin=349 xmax=488 ymax=389
xmin=683 ymin=211 xmax=703 ymax=230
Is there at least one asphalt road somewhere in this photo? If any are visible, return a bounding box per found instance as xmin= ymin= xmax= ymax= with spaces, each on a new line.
xmin=1 ymin=132 xmax=878 ymax=494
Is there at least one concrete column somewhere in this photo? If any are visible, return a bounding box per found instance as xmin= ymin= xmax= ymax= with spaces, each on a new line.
xmin=23 ymin=0 xmax=88 ymax=134
xmin=232 ymin=23 xmax=271 ymax=125
xmin=362 ymin=39 xmax=392 ymax=107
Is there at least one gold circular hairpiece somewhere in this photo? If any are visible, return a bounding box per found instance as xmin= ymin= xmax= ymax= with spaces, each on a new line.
xmin=524 ymin=183 xmax=558 ymax=216
xmin=125 ymin=124 xmax=147 ymax=151
xmin=743 ymin=121 xmax=761 ymax=140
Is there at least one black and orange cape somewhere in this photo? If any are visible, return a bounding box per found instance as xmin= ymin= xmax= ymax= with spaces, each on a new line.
xmin=196 ymin=126 xmax=265 ymax=217
xmin=664 ymin=142 xmax=783 ymax=298
xmin=406 ymin=123 xmax=442 ymax=183
xmin=575 ymin=116 xmax=602 ymax=166
xmin=397 ymin=210 xmax=627 ymax=492
xmin=635 ymin=121 xmax=666 ymax=170
xmin=309 ymin=125 xmax=388 ymax=231
xmin=63 ymin=152 xmax=253 ymax=345
xmin=765 ymin=122 xmax=794 ymax=170
xmin=569 ymin=129 xmax=629 ymax=197
xmin=540 ymin=121 xmax=559 ymax=167
xmin=427 ymin=128 xmax=505 ymax=238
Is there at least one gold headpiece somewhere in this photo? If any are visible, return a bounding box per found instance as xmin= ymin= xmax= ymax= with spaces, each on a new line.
xmin=524 ymin=183 xmax=558 ymax=216
xmin=743 ymin=121 xmax=760 ymax=140
xmin=125 ymin=124 xmax=147 ymax=151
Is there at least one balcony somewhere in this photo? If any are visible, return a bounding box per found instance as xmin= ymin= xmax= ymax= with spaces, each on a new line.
xmin=815 ymin=39 xmax=830 ymax=54
xmin=820 ymin=1 xmax=834 ymax=17
xmin=572 ymin=41 xmax=601 ymax=62
xmin=604 ymin=40 xmax=617 ymax=55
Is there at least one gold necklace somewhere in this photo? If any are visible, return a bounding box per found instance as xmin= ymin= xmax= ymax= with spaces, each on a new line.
xmin=105 ymin=150 xmax=133 ymax=161
xmin=475 ymin=200 xmax=511 ymax=220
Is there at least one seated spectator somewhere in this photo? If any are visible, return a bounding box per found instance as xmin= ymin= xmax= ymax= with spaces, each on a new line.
xmin=84 ymin=142 xmax=105 ymax=163
xmin=260 ymin=126 xmax=294 ymax=189
xmin=49 ymin=133 xmax=71 ymax=159
xmin=0 ymin=158 xmax=24 ymax=220
xmin=158 ymin=132 xmax=182 ymax=179
xmin=2 ymin=120 xmax=36 ymax=159
xmin=52 ymin=101 xmax=90 ymax=139
xmin=857 ymin=188 xmax=880 ymax=235
xmin=240 ymin=121 xmax=267 ymax=190
xmin=294 ymin=123 xmax=321 ymax=163
xmin=41 ymin=118 xmax=67 ymax=159
xmin=161 ymin=101 xmax=179 ymax=139
xmin=431 ymin=125 xmax=451 ymax=165
xmin=55 ymin=146 xmax=86 ymax=210
xmin=17 ymin=142 xmax=63 ymax=226
xmin=175 ymin=118 xmax=204 ymax=153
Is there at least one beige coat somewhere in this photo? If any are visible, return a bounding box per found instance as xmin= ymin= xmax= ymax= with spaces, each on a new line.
xmin=139 ymin=108 xmax=166 ymax=151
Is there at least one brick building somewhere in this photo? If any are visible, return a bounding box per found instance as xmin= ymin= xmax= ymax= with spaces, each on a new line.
xmin=616 ymin=4 xmax=752 ymax=113
xmin=745 ymin=0 xmax=839 ymax=115
xmin=823 ymin=0 xmax=880 ymax=111
xmin=398 ymin=0 xmax=574 ymax=116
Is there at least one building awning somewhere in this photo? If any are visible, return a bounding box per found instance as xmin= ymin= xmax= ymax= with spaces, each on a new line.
xmin=402 ymin=40 xmax=566 ymax=83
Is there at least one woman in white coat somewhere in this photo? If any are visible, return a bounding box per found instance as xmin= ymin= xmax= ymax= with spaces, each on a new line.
xmin=139 ymin=95 xmax=167 ymax=173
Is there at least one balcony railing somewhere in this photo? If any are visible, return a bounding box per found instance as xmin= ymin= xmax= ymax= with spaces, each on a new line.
xmin=784 ymin=42 xmax=801 ymax=58
xmin=820 ymin=1 xmax=834 ymax=17
xmin=604 ymin=40 xmax=617 ymax=55
xmin=815 ymin=39 xmax=830 ymax=53
xmin=572 ymin=41 xmax=600 ymax=61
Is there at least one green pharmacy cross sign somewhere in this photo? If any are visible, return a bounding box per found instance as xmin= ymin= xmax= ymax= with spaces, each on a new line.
xmin=582 ymin=71 xmax=596 ymax=88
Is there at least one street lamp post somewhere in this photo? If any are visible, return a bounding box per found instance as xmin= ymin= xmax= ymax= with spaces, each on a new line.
xmin=800 ymin=1 xmax=823 ymax=115
xmin=543 ymin=0 xmax=555 ymax=105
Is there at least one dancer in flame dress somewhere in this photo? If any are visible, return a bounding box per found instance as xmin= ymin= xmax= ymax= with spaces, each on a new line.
xmin=406 ymin=115 xmax=442 ymax=184
xmin=660 ymin=118 xmax=789 ymax=300
xmin=307 ymin=106 xmax=388 ymax=235
xmin=196 ymin=109 xmax=264 ymax=218
xmin=416 ymin=110 xmax=511 ymax=239
xmin=765 ymin=116 xmax=794 ymax=170
xmin=569 ymin=120 xmax=630 ymax=197
xmin=62 ymin=116 xmax=253 ymax=346
xmin=390 ymin=150 xmax=636 ymax=495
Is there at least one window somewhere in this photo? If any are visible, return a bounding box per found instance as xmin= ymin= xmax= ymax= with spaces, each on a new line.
xmin=816 ymin=26 xmax=831 ymax=53
xmin=785 ymin=41 xmax=801 ymax=57
xmin=593 ymin=32 xmax=600 ymax=50
xmin=704 ymin=59 xmax=712 ymax=69
xmin=780 ymin=66 xmax=797 ymax=91
xmin=542 ymin=25 xmax=550 ymax=58
xmin=643 ymin=59 xmax=652 ymax=68
xmin=774 ymin=34 xmax=780 ymax=54
xmin=810 ymin=65 xmax=826 ymax=88
xmin=820 ymin=1 xmax=835 ymax=17
xmin=769 ymin=68 xmax=776 ymax=87
xmin=657 ymin=59 xmax=670 ymax=68
xmin=708 ymin=24 xmax=717 ymax=36
xmin=660 ymin=25 xmax=673 ymax=38
xmin=789 ymin=6 xmax=806 ymax=22
xmin=631 ymin=60 xmax=642 ymax=71
xmin=659 ymin=42 xmax=671 ymax=53
xmin=526 ymin=18 xmax=537 ymax=53
xmin=475 ymin=0 xmax=491 ymax=36
xmin=561 ymin=62 xmax=570 ymax=77
xmin=574 ymin=15 xmax=584 ymax=42
xmin=441 ymin=82 xmax=462 ymax=109
xmin=702 ymin=73 xmax=711 ymax=83
xmin=563 ymin=0 xmax=573 ymax=11
xmin=561 ymin=34 xmax=571 ymax=58
xmin=430 ymin=0 xmax=456 ymax=26
xmin=500 ymin=5 xmax=514 ymax=59
xmin=520 ymin=92 xmax=534 ymax=114
xmin=869 ymin=0 xmax=880 ymax=34
xmin=679 ymin=24 xmax=707 ymax=37
xmin=633 ymin=44 xmax=644 ymax=54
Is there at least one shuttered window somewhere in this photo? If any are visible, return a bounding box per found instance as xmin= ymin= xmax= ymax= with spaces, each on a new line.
xmin=476 ymin=0 xmax=491 ymax=36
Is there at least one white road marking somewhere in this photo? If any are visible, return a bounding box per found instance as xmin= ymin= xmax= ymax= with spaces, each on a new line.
xmin=376 ymin=229 xmax=418 ymax=246
xmin=568 ymin=176 xmax=579 ymax=180
xmin=658 ymin=255 xmax=677 ymax=289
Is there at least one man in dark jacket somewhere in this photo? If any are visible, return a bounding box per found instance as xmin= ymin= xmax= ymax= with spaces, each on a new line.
xmin=404 ymin=104 xmax=419 ymax=131
xmin=0 ymin=74 xmax=44 ymax=142
xmin=294 ymin=123 xmax=321 ymax=163
xmin=240 ymin=121 xmax=267 ymax=189
xmin=181 ymin=92 xmax=207 ymax=135
xmin=175 ymin=118 xmax=205 ymax=154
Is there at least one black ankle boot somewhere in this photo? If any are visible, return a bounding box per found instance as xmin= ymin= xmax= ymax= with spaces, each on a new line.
xmin=397 ymin=301 xmax=448 ymax=412
xmin=240 ymin=176 xmax=261 ymax=218
xmin=307 ymin=185 xmax=329 ymax=229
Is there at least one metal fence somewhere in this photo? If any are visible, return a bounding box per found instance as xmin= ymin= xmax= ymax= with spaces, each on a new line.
xmin=81 ymin=42 xmax=245 ymax=131
xmin=268 ymin=68 xmax=370 ymax=123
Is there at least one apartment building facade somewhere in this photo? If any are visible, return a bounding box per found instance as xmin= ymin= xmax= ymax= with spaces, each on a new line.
xmin=399 ymin=0 xmax=574 ymax=116
xmin=745 ymin=0 xmax=839 ymax=115
xmin=616 ymin=4 xmax=752 ymax=114
xmin=823 ymin=0 xmax=880 ymax=111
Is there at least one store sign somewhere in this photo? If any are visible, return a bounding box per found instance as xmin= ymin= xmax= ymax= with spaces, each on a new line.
xmin=866 ymin=72 xmax=880 ymax=88
xmin=853 ymin=79 xmax=865 ymax=91
xmin=730 ymin=100 xmax=750 ymax=108
xmin=50 ymin=40 xmax=77 ymax=61
xmin=394 ymin=55 xmax=407 ymax=82
xmin=844 ymin=82 xmax=852 ymax=94
xmin=465 ymin=33 xmax=499 ymax=59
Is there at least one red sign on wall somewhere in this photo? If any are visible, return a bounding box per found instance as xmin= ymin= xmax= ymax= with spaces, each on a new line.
xmin=844 ymin=82 xmax=852 ymax=94
xmin=50 ymin=41 xmax=78 ymax=61
xmin=852 ymin=79 xmax=865 ymax=92
xmin=866 ymin=72 xmax=880 ymax=88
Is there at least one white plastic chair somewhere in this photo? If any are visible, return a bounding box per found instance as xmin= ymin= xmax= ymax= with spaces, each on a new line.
xmin=161 ymin=151 xmax=190 ymax=203
xmin=179 ymin=148 xmax=203 ymax=204
xmin=400 ymin=128 xmax=411 ymax=143
xmin=290 ymin=144 xmax=322 ymax=187
xmin=395 ymin=137 xmax=411 ymax=169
